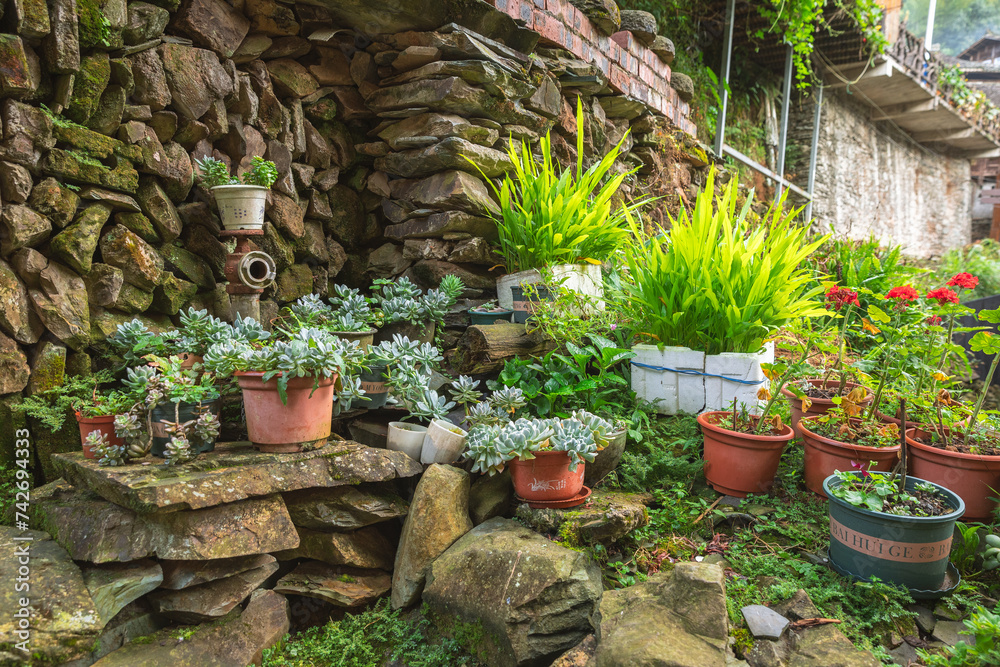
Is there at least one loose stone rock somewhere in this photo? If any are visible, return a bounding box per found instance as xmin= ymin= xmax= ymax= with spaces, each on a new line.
xmin=275 ymin=561 xmax=391 ymax=607
xmin=31 ymin=481 xmax=300 ymax=562
xmin=148 ymin=559 xmax=279 ymax=623
xmin=283 ymin=485 xmax=409 ymax=531
xmin=274 ymin=524 xmax=396 ymax=570
xmin=30 ymin=261 xmax=90 ymax=350
xmin=0 ymin=331 xmax=30 ymax=394
xmin=159 ymin=554 xmax=277 ymax=590
xmin=81 ymin=559 xmax=164 ymax=624
xmin=50 ymin=204 xmax=112 ymax=275
xmin=619 ymin=10 xmax=658 ymax=45
xmin=29 ymin=178 xmax=79 ymax=229
xmin=742 ymin=604 xmax=790 ymax=640
xmin=392 ymin=464 xmax=473 ymax=608
xmin=424 ymin=518 xmax=602 ymax=666
xmin=515 ymin=491 xmax=650 ymax=545
xmin=0 ymin=259 xmax=44 ymax=343
xmin=98 ymin=224 xmax=163 ymax=290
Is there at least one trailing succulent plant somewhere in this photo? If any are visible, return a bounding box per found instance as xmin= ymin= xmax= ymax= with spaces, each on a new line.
xmin=334 ymin=375 xmax=367 ymax=415
xmin=464 ymin=411 xmax=611 ymax=476
xmin=109 ymin=309 xmax=268 ymax=365
xmin=450 ymin=376 xmax=482 ymax=412
xmin=411 ymin=390 xmax=457 ymax=422
xmin=371 ymin=276 xmax=465 ymax=329
xmin=114 ymin=409 xmax=150 ymax=459
xmin=570 ymin=409 xmax=615 ymax=449
xmin=89 ymin=431 xmax=128 ymax=467
xmin=490 ymin=386 xmax=527 ymax=415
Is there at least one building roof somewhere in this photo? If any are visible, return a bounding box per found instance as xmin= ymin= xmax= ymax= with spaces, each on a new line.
xmin=958 ymin=33 xmax=1000 ymax=62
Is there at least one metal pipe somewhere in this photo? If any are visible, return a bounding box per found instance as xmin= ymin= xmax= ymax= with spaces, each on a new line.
xmin=230 ymin=294 xmax=261 ymax=323
xmin=804 ymin=83 xmax=824 ymax=223
xmin=775 ymin=43 xmax=793 ymax=201
xmin=712 ymin=0 xmax=736 ymax=157
xmin=925 ymin=0 xmax=937 ymax=52
xmin=721 ymin=144 xmax=811 ymax=200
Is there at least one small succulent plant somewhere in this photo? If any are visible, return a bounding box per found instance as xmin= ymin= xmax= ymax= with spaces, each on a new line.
xmin=164 ymin=434 xmax=194 ymax=466
xmin=90 ymin=431 xmax=128 ymax=467
xmin=450 ymin=376 xmax=482 ymax=410
xmin=984 ymin=534 xmax=1000 ymax=570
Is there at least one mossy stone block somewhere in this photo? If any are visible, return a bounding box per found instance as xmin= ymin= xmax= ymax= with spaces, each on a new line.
xmin=65 ymin=52 xmax=110 ymax=123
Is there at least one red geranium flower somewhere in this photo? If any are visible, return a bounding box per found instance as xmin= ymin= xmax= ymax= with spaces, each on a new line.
xmin=825 ymin=286 xmax=860 ymax=311
xmin=947 ymin=272 xmax=979 ymax=290
xmin=926 ymin=315 xmax=943 ymax=326
xmin=925 ymin=288 xmax=959 ymax=306
xmin=886 ymin=285 xmax=919 ymax=301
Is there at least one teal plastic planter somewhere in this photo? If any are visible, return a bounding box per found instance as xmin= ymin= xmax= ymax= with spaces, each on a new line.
xmin=352 ymin=364 xmax=389 ymax=410
xmin=824 ymin=473 xmax=964 ymax=592
xmin=468 ymin=308 xmax=514 ymax=325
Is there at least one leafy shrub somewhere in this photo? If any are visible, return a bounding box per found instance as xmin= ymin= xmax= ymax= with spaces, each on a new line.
xmin=936 ymin=240 xmax=1000 ymax=301
xmin=918 ymin=605 xmax=1000 ymax=667
xmin=608 ymin=415 xmax=703 ymax=491
xmin=623 ymin=170 xmax=827 ymax=354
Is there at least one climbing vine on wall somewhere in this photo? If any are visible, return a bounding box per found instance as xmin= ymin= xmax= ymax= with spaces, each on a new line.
xmin=754 ymin=0 xmax=890 ymax=87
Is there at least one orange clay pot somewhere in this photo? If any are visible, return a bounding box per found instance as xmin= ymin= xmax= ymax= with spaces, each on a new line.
xmin=799 ymin=416 xmax=900 ymax=498
xmin=782 ymin=378 xmax=872 ymax=437
xmin=75 ymin=412 xmax=123 ymax=459
xmin=509 ymin=450 xmax=585 ymax=502
xmin=236 ymin=372 xmax=336 ymax=453
xmin=905 ymin=427 xmax=1000 ymax=522
xmin=697 ymin=411 xmax=794 ymax=498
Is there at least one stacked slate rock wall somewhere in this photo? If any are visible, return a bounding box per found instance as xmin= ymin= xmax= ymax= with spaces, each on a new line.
xmin=0 ymin=0 xmax=698 ymax=472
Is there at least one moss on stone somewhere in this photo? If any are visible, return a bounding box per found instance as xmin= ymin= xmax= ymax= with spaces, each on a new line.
xmin=76 ymin=0 xmax=110 ymax=49
xmin=65 ymin=53 xmax=111 ymax=124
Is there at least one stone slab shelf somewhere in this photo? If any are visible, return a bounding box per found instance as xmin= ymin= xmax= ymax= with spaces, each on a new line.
xmin=52 ymin=441 xmax=424 ymax=514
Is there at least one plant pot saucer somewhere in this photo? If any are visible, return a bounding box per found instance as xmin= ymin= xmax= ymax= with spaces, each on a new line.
xmin=829 ymin=555 xmax=961 ymax=601
xmin=515 ymin=485 xmax=592 ymax=509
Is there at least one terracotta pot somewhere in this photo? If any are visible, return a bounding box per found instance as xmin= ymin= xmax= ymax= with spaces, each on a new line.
xmin=75 ymin=412 xmax=123 ymax=459
xmin=419 ymin=419 xmax=467 ymax=464
xmin=331 ymin=329 xmax=375 ymax=352
xmin=781 ymin=378 xmax=872 ymax=436
xmin=374 ymin=321 xmax=435 ymax=345
xmin=386 ymin=421 xmax=427 ymax=461
xmin=799 ymin=417 xmax=900 ymax=498
xmin=905 ymin=427 xmax=1000 ymax=522
xmin=698 ymin=411 xmax=794 ymax=497
xmin=585 ymin=428 xmax=628 ymax=486
xmin=509 ymin=450 xmax=585 ymax=502
xmin=236 ymin=372 xmax=335 ymax=453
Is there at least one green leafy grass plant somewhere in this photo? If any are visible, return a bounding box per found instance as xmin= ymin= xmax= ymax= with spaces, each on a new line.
xmin=623 ymin=170 xmax=828 ymax=354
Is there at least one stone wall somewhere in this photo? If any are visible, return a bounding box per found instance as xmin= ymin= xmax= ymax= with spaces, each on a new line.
xmin=0 ymin=0 xmax=695 ymax=461
xmin=792 ymin=91 xmax=972 ymax=258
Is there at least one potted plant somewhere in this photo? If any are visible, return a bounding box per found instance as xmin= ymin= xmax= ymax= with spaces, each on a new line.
xmin=277 ymin=292 xmax=378 ymax=351
xmin=203 ymin=328 xmax=348 ymax=453
xmin=511 ymin=283 xmax=552 ymax=325
xmin=476 ymin=98 xmax=646 ymax=312
xmin=76 ymin=390 xmax=132 ymax=459
xmin=799 ymin=394 xmax=901 ymax=497
xmin=117 ymin=356 xmax=222 ymax=458
xmin=824 ymin=467 xmax=964 ymax=592
xmin=109 ymin=308 xmax=239 ymax=369
xmin=623 ymin=170 xmax=828 ymax=415
xmin=370 ymin=275 xmax=464 ymax=345
xmin=196 ymin=155 xmax=278 ymax=231
xmin=905 ymin=307 xmax=1000 ymax=520
xmin=464 ymin=409 xmax=612 ymax=505
xmin=468 ymin=300 xmax=514 ymax=326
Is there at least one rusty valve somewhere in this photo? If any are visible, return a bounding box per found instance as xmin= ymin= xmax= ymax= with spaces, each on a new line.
xmin=222 ymin=231 xmax=275 ymax=295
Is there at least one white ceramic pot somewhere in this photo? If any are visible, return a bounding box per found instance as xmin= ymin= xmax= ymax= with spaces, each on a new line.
xmin=387 ymin=421 xmax=427 ymax=461
xmin=420 ymin=419 xmax=468 ymax=464
xmin=212 ymin=184 xmax=268 ymax=230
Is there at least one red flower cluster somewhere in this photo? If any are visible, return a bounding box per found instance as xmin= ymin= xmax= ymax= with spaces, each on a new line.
xmin=947 ymin=272 xmax=979 ymax=290
xmin=886 ymin=285 xmax=919 ymax=301
xmin=926 ymin=315 xmax=943 ymax=326
xmin=825 ymin=285 xmax=860 ymax=311
xmin=925 ymin=288 xmax=959 ymax=306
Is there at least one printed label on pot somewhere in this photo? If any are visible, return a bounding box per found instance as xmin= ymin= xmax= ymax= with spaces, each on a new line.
xmin=150 ymin=421 xmax=168 ymax=438
xmin=829 ymin=517 xmax=952 ymax=563
xmin=361 ymin=381 xmax=386 ymax=393
xmin=529 ymin=478 xmax=567 ymax=492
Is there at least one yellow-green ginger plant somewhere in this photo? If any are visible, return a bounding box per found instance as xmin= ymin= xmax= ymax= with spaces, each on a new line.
xmin=623 ymin=169 xmax=828 ymax=355
xmin=472 ymin=98 xmax=648 ymax=273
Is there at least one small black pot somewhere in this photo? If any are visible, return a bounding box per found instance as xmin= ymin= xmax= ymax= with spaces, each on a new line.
xmin=469 ymin=308 xmax=514 ymax=326
xmin=149 ymin=400 xmax=220 ymax=458
xmin=510 ymin=285 xmax=551 ymax=324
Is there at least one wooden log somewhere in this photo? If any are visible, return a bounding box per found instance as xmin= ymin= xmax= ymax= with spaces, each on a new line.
xmin=452 ymin=323 xmax=555 ymax=374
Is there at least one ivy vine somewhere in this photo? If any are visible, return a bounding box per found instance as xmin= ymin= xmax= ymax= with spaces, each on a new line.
xmin=754 ymin=0 xmax=891 ymax=89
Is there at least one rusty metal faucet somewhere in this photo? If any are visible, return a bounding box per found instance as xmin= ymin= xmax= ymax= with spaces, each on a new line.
xmin=221 ymin=229 xmax=275 ymax=322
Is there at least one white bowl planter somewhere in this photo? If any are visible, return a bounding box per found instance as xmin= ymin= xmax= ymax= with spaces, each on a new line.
xmin=386 ymin=421 xmax=427 ymax=461
xmin=631 ymin=343 xmax=773 ymax=415
xmin=420 ymin=419 xmax=468 ymax=464
xmin=496 ymin=264 xmax=603 ymax=312
xmin=212 ymin=184 xmax=268 ymax=230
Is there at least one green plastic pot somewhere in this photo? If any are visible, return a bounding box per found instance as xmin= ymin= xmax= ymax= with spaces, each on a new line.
xmin=149 ymin=400 xmax=220 ymax=458
xmin=511 ymin=285 xmax=551 ymax=324
xmin=352 ymin=365 xmax=389 ymax=410
xmin=469 ymin=308 xmax=514 ymax=325
xmin=824 ymin=473 xmax=964 ymax=592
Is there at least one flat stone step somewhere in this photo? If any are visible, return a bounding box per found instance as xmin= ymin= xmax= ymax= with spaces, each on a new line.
xmin=52 ymin=440 xmax=423 ymax=514
xmin=515 ymin=491 xmax=652 ymax=544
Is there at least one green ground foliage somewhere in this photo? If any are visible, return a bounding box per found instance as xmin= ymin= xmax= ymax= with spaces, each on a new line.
xmin=262 ymin=601 xmax=490 ymax=667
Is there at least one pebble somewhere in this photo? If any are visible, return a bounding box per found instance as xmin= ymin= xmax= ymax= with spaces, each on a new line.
xmin=741 ymin=604 xmax=790 ymax=640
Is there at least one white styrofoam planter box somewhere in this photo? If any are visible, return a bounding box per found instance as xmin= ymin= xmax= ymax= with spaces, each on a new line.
xmin=631 ymin=344 xmax=706 ymax=415
xmin=704 ymin=343 xmax=774 ymax=414
xmin=496 ymin=264 xmax=604 ymax=312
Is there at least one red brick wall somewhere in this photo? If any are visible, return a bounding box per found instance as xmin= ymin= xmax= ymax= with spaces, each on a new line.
xmin=487 ymin=0 xmax=696 ymax=135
